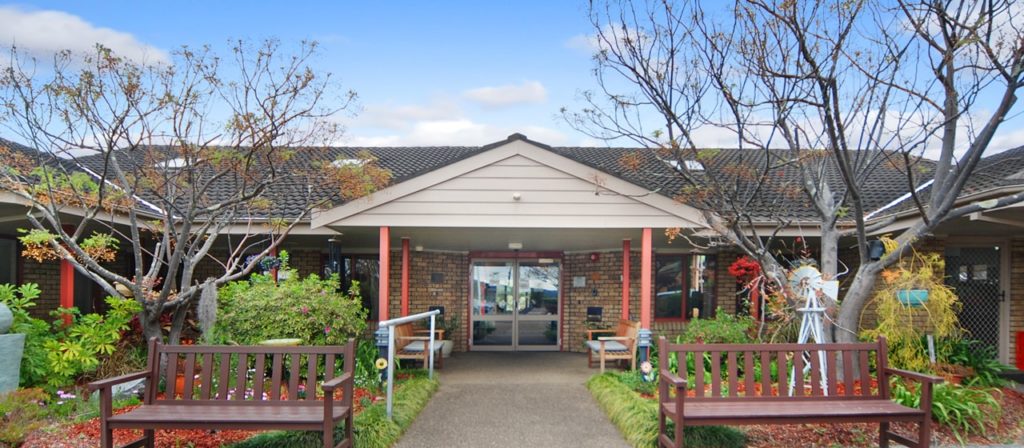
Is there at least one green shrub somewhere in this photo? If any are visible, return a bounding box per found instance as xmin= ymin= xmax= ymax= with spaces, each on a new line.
xmin=229 ymin=375 xmax=439 ymax=448
xmin=936 ymin=338 xmax=1010 ymax=387
xmin=615 ymin=370 xmax=657 ymax=396
xmin=355 ymin=339 xmax=384 ymax=392
xmin=0 ymin=283 xmax=140 ymax=389
xmin=678 ymin=311 xmax=755 ymax=344
xmin=0 ymin=388 xmax=48 ymax=446
xmin=587 ymin=373 xmax=747 ymax=448
xmin=890 ymin=380 xmax=1002 ymax=444
xmin=217 ymin=271 xmax=367 ymax=346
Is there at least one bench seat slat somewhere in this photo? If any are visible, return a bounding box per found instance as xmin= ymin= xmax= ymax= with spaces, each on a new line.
xmin=662 ymin=399 xmax=925 ymax=423
xmin=107 ymin=404 xmax=350 ymax=427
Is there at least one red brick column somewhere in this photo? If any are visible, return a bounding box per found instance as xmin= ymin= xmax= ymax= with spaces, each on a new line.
xmin=622 ymin=239 xmax=631 ymax=320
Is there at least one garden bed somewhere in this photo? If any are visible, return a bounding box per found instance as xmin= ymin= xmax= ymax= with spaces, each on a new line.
xmin=19 ymin=372 xmax=436 ymax=448
xmin=590 ymin=371 xmax=1024 ymax=447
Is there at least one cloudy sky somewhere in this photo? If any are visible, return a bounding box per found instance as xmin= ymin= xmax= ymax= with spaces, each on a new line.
xmin=1 ymin=1 xmax=1023 ymax=153
xmin=1 ymin=1 xmax=602 ymax=147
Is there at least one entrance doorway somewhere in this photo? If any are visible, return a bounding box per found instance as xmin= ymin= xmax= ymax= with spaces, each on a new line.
xmin=469 ymin=258 xmax=561 ymax=351
xmin=944 ymin=245 xmax=1006 ymax=360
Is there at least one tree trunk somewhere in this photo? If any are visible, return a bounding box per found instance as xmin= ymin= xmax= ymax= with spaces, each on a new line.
xmin=167 ymin=303 xmax=189 ymax=345
xmin=835 ymin=263 xmax=882 ymax=344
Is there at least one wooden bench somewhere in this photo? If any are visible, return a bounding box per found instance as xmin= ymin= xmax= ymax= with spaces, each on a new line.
xmin=88 ymin=338 xmax=355 ymax=448
xmin=657 ymin=336 xmax=940 ymax=448
xmin=585 ymin=319 xmax=640 ymax=372
xmin=394 ymin=323 xmax=444 ymax=369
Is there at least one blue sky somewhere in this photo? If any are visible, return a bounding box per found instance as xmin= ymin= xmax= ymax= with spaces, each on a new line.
xmin=1 ymin=1 xmax=603 ymax=147
xmin=2 ymin=1 xmax=1023 ymax=153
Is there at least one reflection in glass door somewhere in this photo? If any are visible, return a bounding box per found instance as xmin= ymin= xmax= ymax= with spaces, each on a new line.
xmin=470 ymin=259 xmax=560 ymax=351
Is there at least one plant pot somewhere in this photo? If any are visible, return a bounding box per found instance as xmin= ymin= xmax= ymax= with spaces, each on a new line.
xmin=174 ymin=374 xmax=201 ymax=398
xmin=440 ymin=340 xmax=454 ymax=358
xmin=0 ymin=333 xmax=25 ymax=394
xmin=896 ymin=289 xmax=929 ymax=307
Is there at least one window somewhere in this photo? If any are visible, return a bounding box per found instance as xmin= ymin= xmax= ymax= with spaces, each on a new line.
xmin=0 ymin=237 xmax=16 ymax=285
xmin=339 ymin=256 xmax=380 ymax=321
xmin=655 ymin=254 xmax=716 ymax=320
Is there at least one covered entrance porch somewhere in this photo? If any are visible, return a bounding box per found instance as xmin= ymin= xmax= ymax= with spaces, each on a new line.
xmin=309 ymin=135 xmax=713 ymax=355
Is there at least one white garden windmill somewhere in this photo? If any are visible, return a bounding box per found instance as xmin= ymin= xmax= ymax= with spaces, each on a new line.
xmin=787 ymin=265 xmax=837 ymax=396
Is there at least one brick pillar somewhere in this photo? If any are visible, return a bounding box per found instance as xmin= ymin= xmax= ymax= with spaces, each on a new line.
xmin=401 ymin=238 xmax=410 ymax=317
xmin=622 ymin=239 xmax=631 ymax=320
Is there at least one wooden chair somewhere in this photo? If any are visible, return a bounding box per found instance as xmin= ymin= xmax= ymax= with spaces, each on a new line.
xmin=585 ymin=318 xmax=640 ymax=372
xmin=394 ymin=323 xmax=444 ymax=369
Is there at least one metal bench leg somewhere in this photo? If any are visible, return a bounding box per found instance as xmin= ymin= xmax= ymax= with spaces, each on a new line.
xmin=144 ymin=429 xmax=155 ymax=448
xmin=879 ymin=422 xmax=890 ymax=448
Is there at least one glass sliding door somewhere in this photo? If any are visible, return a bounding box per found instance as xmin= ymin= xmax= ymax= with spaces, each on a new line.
xmin=470 ymin=261 xmax=516 ymax=348
xmin=470 ymin=259 xmax=561 ymax=351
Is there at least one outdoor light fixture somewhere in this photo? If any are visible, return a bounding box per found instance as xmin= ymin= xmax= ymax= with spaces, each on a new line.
xmin=508 ymin=242 xmax=523 ymax=250
xmin=512 ymin=192 xmax=522 ymax=201
xmin=867 ymin=240 xmax=885 ymax=261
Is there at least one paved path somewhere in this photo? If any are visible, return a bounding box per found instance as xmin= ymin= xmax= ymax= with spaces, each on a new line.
xmin=396 ymin=352 xmax=629 ymax=448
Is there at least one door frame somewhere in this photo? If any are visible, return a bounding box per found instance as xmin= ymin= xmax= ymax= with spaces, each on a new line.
xmin=467 ymin=252 xmax=563 ymax=352
xmin=945 ymin=239 xmax=1010 ymax=363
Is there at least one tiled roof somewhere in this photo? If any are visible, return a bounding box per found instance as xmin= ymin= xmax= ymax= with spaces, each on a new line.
xmin=10 ymin=134 xmax=1024 ymax=224
xmin=868 ymin=145 xmax=1024 ymax=218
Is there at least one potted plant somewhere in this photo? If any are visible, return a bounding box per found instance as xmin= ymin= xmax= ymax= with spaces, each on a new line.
xmin=436 ymin=313 xmax=459 ymax=358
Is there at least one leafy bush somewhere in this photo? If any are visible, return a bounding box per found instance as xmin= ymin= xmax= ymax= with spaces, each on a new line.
xmin=229 ymin=375 xmax=439 ymax=448
xmin=0 ymin=388 xmax=48 ymax=446
xmin=615 ymin=370 xmax=657 ymax=396
xmin=936 ymin=338 xmax=1010 ymax=387
xmin=678 ymin=311 xmax=755 ymax=344
xmin=354 ymin=339 xmax=384 ymax=391
xmin=217 ymin=271 xmax=367 ymax=345
xmin=588 ymin=373 xmax=747 ymax=448
xmin=0 ymin=283 xmax=140 ymax=389
xmin=891 ymin=380 xmax=1002 ymax=443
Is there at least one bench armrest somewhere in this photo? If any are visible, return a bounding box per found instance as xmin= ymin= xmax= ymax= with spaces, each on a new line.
xmin=88 ymin=370 xmax=151 ymax=391
xmin=885 ymin=367 xmax=944 ymax=384
xmin=321 ymin=371 xmax=354 ymax=393
xmin=597 ymin=336 xmax=629 ymax=341
xmin=397 ymin=336 xmax=436 ymax=341
xmin=660 ymin=369 xmax=687 ymax=388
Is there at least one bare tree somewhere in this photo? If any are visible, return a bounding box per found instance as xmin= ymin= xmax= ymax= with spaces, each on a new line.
xmin=566 ymin=0 xmax=1024 ymax=343
xmin=0 ymin=41 xmax=391 ymax=343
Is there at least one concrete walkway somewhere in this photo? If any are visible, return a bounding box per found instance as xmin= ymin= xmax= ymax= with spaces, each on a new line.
xmin=395 ymin=352 xmax=629 ymax=448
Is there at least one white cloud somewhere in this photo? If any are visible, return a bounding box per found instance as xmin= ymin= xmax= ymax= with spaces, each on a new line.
xmin=357 ymin=99 xmax=461 ymax=130
xmin=0 ymin=6 xmax=169 ymax=64
xmin=463 ymin=81 xmax=547 ymax=108
xmin=988 ymin=128 xmax=1024 ymax=153
xmin=565 ymin=33 xmax=600 ymax=53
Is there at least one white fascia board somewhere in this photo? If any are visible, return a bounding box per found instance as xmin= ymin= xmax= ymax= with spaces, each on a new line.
xmin=312 ymin=139 xmax=709 ymax=229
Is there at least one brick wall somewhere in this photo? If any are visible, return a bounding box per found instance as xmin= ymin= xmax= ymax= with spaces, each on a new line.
xmin=388 ymin=250 xmax=469 ymax=352
xmin=21 ymin=258 xmax=60 ymax=319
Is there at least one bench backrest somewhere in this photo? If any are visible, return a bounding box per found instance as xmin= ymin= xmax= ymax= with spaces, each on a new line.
xmin=394 ymin=323 xmax=415 ymax=351
xmin=145 ymin=338 xmax=354 ymax=404
xmin=658 ymin=336 xmax=889 ymax=401
xmin=616 ymin=319 xmax=640 ymax=352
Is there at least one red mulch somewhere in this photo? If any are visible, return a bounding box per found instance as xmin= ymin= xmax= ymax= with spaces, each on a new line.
xmin=743 ymin=387 xmax=1024 ymax=447
xmin=22 ymin=388 xmax=380 ymax=448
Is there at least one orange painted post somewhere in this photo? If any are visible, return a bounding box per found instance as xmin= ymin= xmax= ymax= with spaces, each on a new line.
xmin=640 ymin=228 xmax=652 ymax=329
xmin=401 ymin=238 xmax=410 ymax=317
xmin=622 ymin=239 xmax=631 ymax=320
xmin=378 ymin=227 xmax=390 ymax=321
xmin=269 ymin=246 xmax=278 ymax=284
xmin=59 ymin=258 xmax=74 ymax=325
